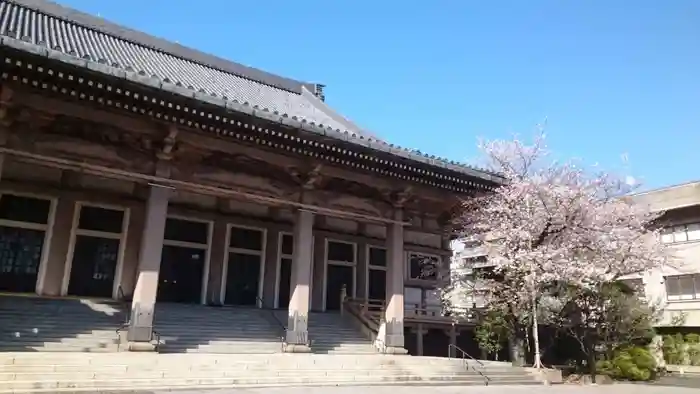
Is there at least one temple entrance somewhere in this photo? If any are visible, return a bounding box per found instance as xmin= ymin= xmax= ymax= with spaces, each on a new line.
xmin=223 ymin=226 xmax=264 ymax=307
xmin=158 ymin=246 xmax=206 ymax=303
xmin=324 ymin=240 xmax=356 ymax=311
xmin=366 ymin=246 xmax=387 ymax=301
xmin=156 ymin=217 xmax=210 ymax=304
xmin=0 ymin=193 xmax=53 ymax=294
xmin=66 ymin=204 xmax=126 ymax=298
xmin=275 ymin=233 xmax=315 ymax=309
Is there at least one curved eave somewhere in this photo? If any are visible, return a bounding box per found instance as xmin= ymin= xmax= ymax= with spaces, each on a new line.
xmin=1 ymin=37 xmax=503 ymax=188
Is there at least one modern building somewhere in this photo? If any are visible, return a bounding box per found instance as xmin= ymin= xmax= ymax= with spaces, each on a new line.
xmin=630 ymin=181 xmax=700 ymax=329
xmin=0 ymin=0 xmax=504 ymax=356
xmin=449 ymin=181 xmax=700 ymax=332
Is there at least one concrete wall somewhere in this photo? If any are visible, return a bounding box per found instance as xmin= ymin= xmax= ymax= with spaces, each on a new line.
xmin=633 ymin=182 xmax=700 ymax=212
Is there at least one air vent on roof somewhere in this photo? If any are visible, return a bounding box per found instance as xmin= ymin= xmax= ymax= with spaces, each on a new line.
xmin=314 ymin=84 xmax=326 ymax=102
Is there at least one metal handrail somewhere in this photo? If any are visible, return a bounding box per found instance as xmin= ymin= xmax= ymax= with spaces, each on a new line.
xmin=341 ymin=295 xmax=388 ymax=354
xmin=117 ymin=286 xmax=130 ymax=325
xmin=254 ymin=295 xmax=303 ymax=351
xmin=448 ymin=343 xmax=490 ymax=386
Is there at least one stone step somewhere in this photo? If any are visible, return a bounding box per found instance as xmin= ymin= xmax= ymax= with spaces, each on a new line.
xmin=0 ymin=363 xmax=473 ymax=373
xmin=0 ymin=367 xmax=526 ymax=379
xmin=0 ymin=376 xmax=537 ymax=392
xmin=310 ymin=344 xmax=373 ymax=349
xmin=0 ymin=345 xmax=121 ymax=353
xmin=155 ymin=329 xmax=280 ymax=336
xmin=311 ymin=339 xmax=371 ymax=344
xmin=314 ymin=351 xmax=378 ymax=355
xmin=0 ymin=338 xmax=119 ymax=346
xmin=0 ymin=354 xmax=538 ymax=387
xmin=155 ymin=326 xmax=277 ymax=332
xmin=159 ymin=336 xmax=282 ymax=342
xmin=0 ymin=323 xmax=121 ymax=330
xmin=177 ymin=348 xmax=281 ymax=354
xmin=0 ymin=368 xmax=526 ymax=380
xmin=0 ymin=310 xmax=124 ymax=316
xmin=0 ymin=332 xmax=120 ymax=340
xmin=0 ymin=316 xmax=122 ymax=321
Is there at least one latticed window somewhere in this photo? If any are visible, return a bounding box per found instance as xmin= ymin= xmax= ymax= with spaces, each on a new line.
xmin=665 ymin=274 xmax=700 ymax=301
xmin=407 ymin=252 xmax=440 ymax=280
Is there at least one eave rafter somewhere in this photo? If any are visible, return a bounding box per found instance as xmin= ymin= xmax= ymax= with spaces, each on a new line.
xmin=0 ymin=85 xmax=12 ymax=126
xmin=0 ymin=50 xmax=499 ymax=195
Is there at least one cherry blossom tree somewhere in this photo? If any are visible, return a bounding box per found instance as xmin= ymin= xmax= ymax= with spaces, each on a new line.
xmin=448 ymin=131 xmax=669 ymax=369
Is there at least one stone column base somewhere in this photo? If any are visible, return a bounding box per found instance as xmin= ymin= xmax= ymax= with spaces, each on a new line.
xmin=384 ymin=346 xmax=408 ymax=355
xmin=384 ymin=333 xmax=405 ymax=348
xmin=284 ymin=343 xmax=311 ymax=353
xmin=127 ymin=341 xmax=157 ymax=352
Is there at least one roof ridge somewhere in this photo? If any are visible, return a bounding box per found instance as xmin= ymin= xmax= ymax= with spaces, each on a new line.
xmin=8 ymin=0 xmax=313 ymax=94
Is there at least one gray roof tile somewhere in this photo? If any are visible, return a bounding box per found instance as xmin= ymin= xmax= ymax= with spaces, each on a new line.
xmin=0 ymin=0 xmax=380 ymax=140
xmin=0 ymin=0 xmax=501 ymax=183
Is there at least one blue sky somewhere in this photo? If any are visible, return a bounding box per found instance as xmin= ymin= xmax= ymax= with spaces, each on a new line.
xmin=58 ymin=0 xmax=699 ymax=190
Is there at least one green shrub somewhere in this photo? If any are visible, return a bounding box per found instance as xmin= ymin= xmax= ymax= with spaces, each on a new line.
xmin=597 ymin=346 xmax=657 ymax=381
xmin=662 ymin=335 xmax=682 ymax=365
xmin=688 ymin=346 xmax=700 ymax=366
xmin=685 ymin=333 xmax=700 ymax=344
xmin=662 ymin=334 xmax=688 ymax=365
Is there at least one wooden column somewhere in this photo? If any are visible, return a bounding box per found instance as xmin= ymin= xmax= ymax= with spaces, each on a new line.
xmin=128 ymin=184 xmax=172 ymax=351
xmin=285 ymin=209 xmax=314 ymax=352
xmin=382 ymin=209 xmax=407 ymax=354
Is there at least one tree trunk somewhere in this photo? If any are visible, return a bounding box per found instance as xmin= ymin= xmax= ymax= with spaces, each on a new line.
xmin=588 ymin=352 xmax=597 ymax=383
xmin=532 ymin=300 xmax=542 ymax=368
xmin=585 ymin=335 xmax=597 ymax=384
xmin=509 ymin=336 xmax=526 ymax=367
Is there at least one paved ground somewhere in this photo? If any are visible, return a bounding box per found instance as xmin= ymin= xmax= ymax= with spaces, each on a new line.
xmin=130 ymin=383 xmax=699 ymax=394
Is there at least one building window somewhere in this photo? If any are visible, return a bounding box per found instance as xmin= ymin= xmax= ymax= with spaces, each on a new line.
xmin=407 ymin=252 xmax=440 ymax=281
xmin=666 ymin=274 xmax=700 ymax=301
xmin=461 ymin=255 xmax=488 ymax=268
xmin=65 ymin=204 xmax=127 ymax=298
xmin=424 ymin=288 xmax=442 ymax=313
xmin=325 ymin=240 xmax=357 ymax=311
xmin=661 ymin=223 xmax=700 ymax=244
xmin=157 ymin=217 xmax=211 ymax=304
xmin=0 ymin=193 xmax=53 ymax=294
xmin=404 ymin=286 xmax=422 ymax=313
xmin=366 ymin=246 xmax=387 ymax=301
xmin=224 ymin=225 xmax=265 ymax=307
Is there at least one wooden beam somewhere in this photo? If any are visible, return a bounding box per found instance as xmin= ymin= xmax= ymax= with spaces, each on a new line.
xmin=1 ymin=147 xmax=411 ymax=226
xmin=11 ymin=88 xmax=462 ymax=206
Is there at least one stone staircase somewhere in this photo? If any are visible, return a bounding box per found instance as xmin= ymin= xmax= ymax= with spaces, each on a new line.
xmin=272 ymin=310 xmax=377 ymax=354
xmin=0 ymin=296 xmax=288 ymax=354
xmin=0 ymin=296 xmax=125 ymax=352
xmin=307 ymin=312 xmax=377 ymax=354
xmin=0 ymin=353 xmax=542 ymax=392
xmin=154 ymin=304 xmax=284 ymax=354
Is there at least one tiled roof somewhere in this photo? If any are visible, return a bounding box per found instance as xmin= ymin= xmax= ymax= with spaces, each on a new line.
xmin=0 ymin=0 xmax=501 ymax=183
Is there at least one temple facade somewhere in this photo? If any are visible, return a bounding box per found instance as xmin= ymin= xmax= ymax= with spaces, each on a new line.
xmin=0 ymin=0 xmax=502 ymax=355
